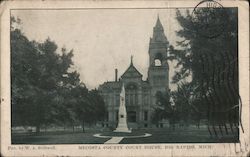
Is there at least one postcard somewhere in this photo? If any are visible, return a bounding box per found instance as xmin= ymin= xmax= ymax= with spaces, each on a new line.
xmin=0 ymin=0 xmax=249 ymax=156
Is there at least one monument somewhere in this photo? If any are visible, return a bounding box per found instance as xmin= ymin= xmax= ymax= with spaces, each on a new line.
xmin=114 ymin=84 xmax=131 ymax=133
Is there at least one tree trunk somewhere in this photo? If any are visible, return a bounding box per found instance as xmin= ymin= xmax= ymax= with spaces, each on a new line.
xmin=36 ymin=125 xmax=40 ymax=134
xmin=72 ymin=125 xmax=75 ymax=132
xmin=172 ymin=119 xmax=175 ymax=131
xmin=82 ymin=120 xmax=85 ymax=133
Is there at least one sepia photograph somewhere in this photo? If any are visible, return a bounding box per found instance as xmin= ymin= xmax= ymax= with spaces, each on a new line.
xmin=0 ymin=0 xmax=249 ymax=157
xmin=10 ymin=5 xmax=242 ymax=145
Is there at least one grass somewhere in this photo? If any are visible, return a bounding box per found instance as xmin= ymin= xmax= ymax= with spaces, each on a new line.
xmin=11 ymin=127 xmax=239 ymax=144
xmin=12 ymin=130 xmax=110 ymax=144
xmin=120 ymin=128 xmax=239 ymax=144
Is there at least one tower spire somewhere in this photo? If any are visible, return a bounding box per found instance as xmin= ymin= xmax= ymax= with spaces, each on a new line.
xmin=130 ymin=55 xmax=133 ymax=65
xmin=151 ymin=15 xmax=168 ymax=43
xmin=155 ymin=14 xmax=163 ymax=29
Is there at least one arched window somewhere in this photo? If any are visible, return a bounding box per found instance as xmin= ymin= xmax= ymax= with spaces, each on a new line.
xmin=155 ymin=91 xmax=163 ymax=105
xmin=125 ymin=83 xmax=138 ymax=106
xmin=154 ymin=53 xmax=163 ymax=66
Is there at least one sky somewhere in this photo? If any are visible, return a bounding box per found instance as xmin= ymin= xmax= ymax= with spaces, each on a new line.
xmin=12 ymin=9 xmax=185 ymax=90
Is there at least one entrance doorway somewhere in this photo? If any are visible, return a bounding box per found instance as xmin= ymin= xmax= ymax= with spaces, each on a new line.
xmin=127 ymin=111 xmax=137 ymax=129
xmin=127 ymin=111 xmax=136 ymax=122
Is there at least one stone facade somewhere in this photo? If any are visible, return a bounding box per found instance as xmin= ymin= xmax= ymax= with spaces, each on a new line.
xmin=98 ymin=17 xmax=169 ymax=129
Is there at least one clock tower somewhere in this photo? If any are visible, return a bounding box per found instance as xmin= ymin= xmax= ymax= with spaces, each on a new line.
xmin=148 ymin=16 xmax=169 ymax=97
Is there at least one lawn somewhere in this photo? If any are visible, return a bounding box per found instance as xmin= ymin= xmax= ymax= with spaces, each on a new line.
xmin=12 ymin=127 xmax=238 ymax=144
xmin=12 ymin=131 xmax=110 ymax=144
xmin=120 ymin=128 xmax=239 ymax=144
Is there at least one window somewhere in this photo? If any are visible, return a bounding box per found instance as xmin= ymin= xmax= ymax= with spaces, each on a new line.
xmin=125 ymin=84 xmax=138 ymax=106
xmin=116 ymin=111 xmax=118 ymax=121
xmin=144 ymin=111 xmax=148 ymax=121
xmin=106 ymin=112 xmax=109 ymax=121
xmin=154 ymin=59 xmax=162 ymax=66
xmin=128 ymin=111 xmax=136 ymax=122
xmin=116 ymin=94 xmax=119 ymax=106
xmin=154 ymin=53 xmax=163 ymax=66
xmin=143 ymin=92 xmax=149 ymax=105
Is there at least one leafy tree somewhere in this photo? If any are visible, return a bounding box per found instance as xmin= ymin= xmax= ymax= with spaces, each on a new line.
xmin=52 ymin=71 xmax=81 ymax=131
xmin=171 ymin=81 xmax=205 ymax=127
xmin=11 ymin=27 xmax=75 ymax=132
xmin=11 ymin=24 xmax=40 ymax=127
xmin=88 ymin=89 xmax=106 ymax=123
xmin=11 ymin=16 xmax=106 ymax=133
xmin=172 ymin=82 xmax=192 ymax=126
xmin=151 ymin=90 xmax=178 ymax=129
xmin=171 ymin=8 xmax=239 ymax=134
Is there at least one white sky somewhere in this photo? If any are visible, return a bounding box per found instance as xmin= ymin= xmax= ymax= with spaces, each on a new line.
xmin=12 ymin=9 xmax=185 ymax=90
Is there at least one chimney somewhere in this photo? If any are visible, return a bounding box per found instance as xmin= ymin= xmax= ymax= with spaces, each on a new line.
xmin=115 ymin=69 xmax=118 ymax=82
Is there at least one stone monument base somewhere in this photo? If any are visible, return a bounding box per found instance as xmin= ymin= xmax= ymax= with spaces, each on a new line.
xmin=113 ymin=127 xmax=131 ymax=133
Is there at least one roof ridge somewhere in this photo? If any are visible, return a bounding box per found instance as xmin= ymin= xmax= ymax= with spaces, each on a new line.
xmin=121 ymin=62 xmax=143 ymax=78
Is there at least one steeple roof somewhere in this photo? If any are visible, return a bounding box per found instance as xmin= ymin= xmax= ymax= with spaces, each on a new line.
xmin=151 ymin=15 xmax=168 ymax=43
xmin=155 ymin=15 xmax=164 ymax=29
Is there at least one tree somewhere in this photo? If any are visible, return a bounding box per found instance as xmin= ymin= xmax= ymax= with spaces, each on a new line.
xmin=52 ymin=71 xmax=81 ymax=131
xmin=67 ymin=85 xmax=106 ymax=133
xmin=171 ymin=81 xmax=206 ymax=128
xmin=11 ymin=23 xmax=40 ymax=128
xmin=151 ymin=90 xmax=178 ymax=129
xmin=171 ymin=8 xmax=239 ymax=135
xmin=11 ymin=16 xmax=107 ymax=134
xmin=11 ymin=17 xmax=78 ymax=133
xmin=172 ymin=82 xmax=193 ymax=126
xmin=88 ymin=89 xmax=106 ymax=123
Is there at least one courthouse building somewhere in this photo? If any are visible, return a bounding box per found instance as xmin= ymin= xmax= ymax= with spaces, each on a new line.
xmin=98 ymin=17 xmax=170 ymax=128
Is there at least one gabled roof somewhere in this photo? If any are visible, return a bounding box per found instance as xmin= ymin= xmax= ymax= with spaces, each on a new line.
xmin=121 ymin=56 xmax=143 ymax=79
xmin=98 ymin=81 xmax=121 ymax=92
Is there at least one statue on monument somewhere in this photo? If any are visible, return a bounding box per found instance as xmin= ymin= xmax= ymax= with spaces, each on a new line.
xmin=114 ymin=84 xmax=131 ymax=133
